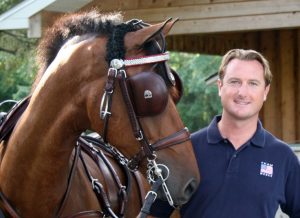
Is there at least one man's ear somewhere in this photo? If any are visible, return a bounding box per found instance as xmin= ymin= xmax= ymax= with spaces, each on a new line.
xmin=217 ymin=79 xmax=223 ymax=96
xmin=264 ymin=84 xmax=270 ymax=101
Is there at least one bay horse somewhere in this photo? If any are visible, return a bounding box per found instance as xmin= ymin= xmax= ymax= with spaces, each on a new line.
xmin=0 ymin=11 xmax=199 ymax=218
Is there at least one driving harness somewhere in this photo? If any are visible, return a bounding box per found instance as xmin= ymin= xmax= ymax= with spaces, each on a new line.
xmin=0 ymin=97 xmax=146 ymax=218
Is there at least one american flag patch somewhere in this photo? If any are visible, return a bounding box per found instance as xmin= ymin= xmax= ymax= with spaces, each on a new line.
xmin=260 ymin=162 xmax=273 ymax=177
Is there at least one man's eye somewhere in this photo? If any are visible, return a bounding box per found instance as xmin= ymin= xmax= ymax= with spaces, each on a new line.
xmin=249 ymin=81 xmax=258 ymax=86
xmin=229 ymin=80 xmax=239 ymax=85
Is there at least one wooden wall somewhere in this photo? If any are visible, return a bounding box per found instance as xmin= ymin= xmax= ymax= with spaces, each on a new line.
xmin=82 ymin=0 xmax=300 ymax=35
xmin=41 ymin=0 xmax=300 ymax=143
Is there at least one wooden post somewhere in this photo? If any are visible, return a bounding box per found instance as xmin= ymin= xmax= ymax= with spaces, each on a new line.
xmin=261 ymin=30 xmax=282 ymax=138
xmin=279 ymin=30 xmax=296 ymax=143
xmin=297 ymin=29 xmax=300 ymax=143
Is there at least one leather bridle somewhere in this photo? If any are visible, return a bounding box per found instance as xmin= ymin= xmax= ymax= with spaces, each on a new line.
xmin=101 ymin=53 xmax=190 ymax=168
xmin=100 ymin=20 xmax=191 ymax=213
xmin=100 ymin=51 xmax=191 ymax=211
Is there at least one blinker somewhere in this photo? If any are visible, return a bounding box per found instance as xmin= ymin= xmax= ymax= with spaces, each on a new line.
xmin=164 ymin=62 xmax=176 ymax=86
xmin=127 ymin=72 xmax=168 ymax=117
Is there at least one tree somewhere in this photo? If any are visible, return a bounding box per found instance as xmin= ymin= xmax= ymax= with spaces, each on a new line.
xmin=0 ymin=0 xmax=23 ymax=14
xmin=170 ymin=52 xmax=222 ymax=132
xmin=0 ymin=0 xmax=38 ymax=111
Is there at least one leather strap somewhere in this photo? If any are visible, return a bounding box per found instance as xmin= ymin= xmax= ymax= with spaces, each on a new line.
xmin=139 ymin=177 xmax=163 ymax=218
xmin=62 ymin=210 xmax=104 ymax=218
xmin=132 ymin=170 xmax=147 ymax=204
xmin=56 ymin=145 xmax=81 ymax=217
xmin=117 ymin=72 xmax=154 ymax=160
xmin=0 ymin=189 xmax=21 ymax=218
xmin=78 ymin=137 xmax=133 ymax=218
xmin=102 ymin=68 xmax=117 ymax=142
xmin=79 ymin=151 xmax=117 ymax=217
xmin=0 ymin=96 xmax=31 ymax=142
xmin=151 ymin=127 xmax=190 ymax=150
xmin=127 ymin=128 xmax=190 ymax=171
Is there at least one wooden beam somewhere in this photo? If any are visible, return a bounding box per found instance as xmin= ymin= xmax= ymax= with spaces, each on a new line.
xmin=82 ymin=0 xmax=139 ymax=11
xmin=138 ymin=0 xmax=297 ymax=9
xmin=167 ymin=12 xmax=300 ymax=35
xmin=85 ymin=0 xmax=300 ymax=35
xmin=297 ymin=30 xmax=300 ymax=143
xmin=280 ymin=30 xmax=296 ymax=142
xmin=167 ymin=31 xmax=260 ymax=54
xmin=28 ymin=13 xmax=42 ymax=38
xmin=123 ymin=0 xmax=300 ymax=23
xmin=260 ymin=31 xmax=282 ymax=138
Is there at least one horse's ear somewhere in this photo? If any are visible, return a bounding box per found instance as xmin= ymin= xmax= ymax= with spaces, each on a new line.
xmin=124 ymin=18 xmax=178 ymax=50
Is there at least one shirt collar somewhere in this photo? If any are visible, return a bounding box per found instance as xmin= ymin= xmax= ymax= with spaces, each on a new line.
xmin=251 ymin=120 xmax=265 ymax=147
xmin=207 ymin=115 xmax=266 ymax=148
xmin=207 ymin=115 xmax=224 ymax=144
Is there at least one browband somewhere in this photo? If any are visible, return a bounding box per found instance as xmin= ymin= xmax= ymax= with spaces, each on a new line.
xmin=110 ymin=52 xmax=170 ymax=69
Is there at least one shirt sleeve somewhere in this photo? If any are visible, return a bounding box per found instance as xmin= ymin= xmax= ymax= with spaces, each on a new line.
xmin=149 ymin=199 xmax=174 ymax=218
xmin=281 ymin=155 xmax=300 ymax=218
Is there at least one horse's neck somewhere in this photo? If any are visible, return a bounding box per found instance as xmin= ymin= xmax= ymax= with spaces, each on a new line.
xmin=0 ymin=65 xmax=88 ymax=216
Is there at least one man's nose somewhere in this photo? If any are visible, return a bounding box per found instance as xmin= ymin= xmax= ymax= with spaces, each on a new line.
xmin=237 ymin=83 xmax=249 ymax=95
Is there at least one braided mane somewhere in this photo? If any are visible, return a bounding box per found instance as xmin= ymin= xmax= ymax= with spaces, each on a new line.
xmin=32 ymin=10 xmax=172 ymax=92
xmin=37 ymin=11 xmax=123 ymax=71
xmin=33 ymin=11 xmax=139 ymax=91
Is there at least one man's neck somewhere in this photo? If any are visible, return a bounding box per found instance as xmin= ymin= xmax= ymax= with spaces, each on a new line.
xmin=218 ymin=114 xmax=258 ymax=150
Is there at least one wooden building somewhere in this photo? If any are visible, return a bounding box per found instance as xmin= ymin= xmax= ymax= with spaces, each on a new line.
xmin=0 ymin=0 xmax=299 ymax=144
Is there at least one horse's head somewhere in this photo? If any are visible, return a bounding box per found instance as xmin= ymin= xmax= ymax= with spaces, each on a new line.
xmin=102 ymin=18 xmax=200 ymax=206
xmin=35 ymin=11 xmax=200 ymax=207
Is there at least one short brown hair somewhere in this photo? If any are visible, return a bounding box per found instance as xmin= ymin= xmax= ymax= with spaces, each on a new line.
xmin=218 ymin=49 xmax=272 ymax=86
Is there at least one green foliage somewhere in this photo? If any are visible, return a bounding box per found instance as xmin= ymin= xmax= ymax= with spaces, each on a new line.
xmin=0 ymin=49 xmax=37 ymax=110
xmin=0 ymin=0 xmax=38 ymax=112
xmin=0 ymin=0 xmax=23 ymax=14
xmin=169 ymin=52 xmax=222 ymax=132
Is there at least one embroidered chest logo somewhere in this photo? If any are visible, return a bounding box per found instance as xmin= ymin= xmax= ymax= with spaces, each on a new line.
xmin=260 ymin=162 xmax=273 ymax=177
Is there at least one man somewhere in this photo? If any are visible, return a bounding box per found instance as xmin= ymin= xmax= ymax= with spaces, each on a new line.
xmin=150 ymin=49 xmax=300 ymax=218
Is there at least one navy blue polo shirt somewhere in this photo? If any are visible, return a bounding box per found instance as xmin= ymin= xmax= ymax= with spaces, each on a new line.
xmin=150 ymin=116 xmax=300 ymax=218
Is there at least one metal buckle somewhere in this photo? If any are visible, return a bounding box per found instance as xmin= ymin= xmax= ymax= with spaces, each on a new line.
xmin=136 ymin=130 xmax=144 ymax=141
xmin=145 ymin=191 xmax=157 ymax=202
xmin=100 ymin=92 xmax=112 ymax=119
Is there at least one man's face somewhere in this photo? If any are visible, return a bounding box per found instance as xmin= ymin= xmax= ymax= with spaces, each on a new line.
xmin=218 ymin=59 xmax=270 ymax=121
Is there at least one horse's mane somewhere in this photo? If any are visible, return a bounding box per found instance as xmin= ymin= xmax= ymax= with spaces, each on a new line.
xmin=32 ymin=10 xmax=178 ymax=96
xmin=33 ymin=10 xmax=136 ymax=91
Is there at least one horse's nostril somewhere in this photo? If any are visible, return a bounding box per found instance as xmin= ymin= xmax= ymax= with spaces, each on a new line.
xmin=182 ymin=178 xmax=198 ymax=203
